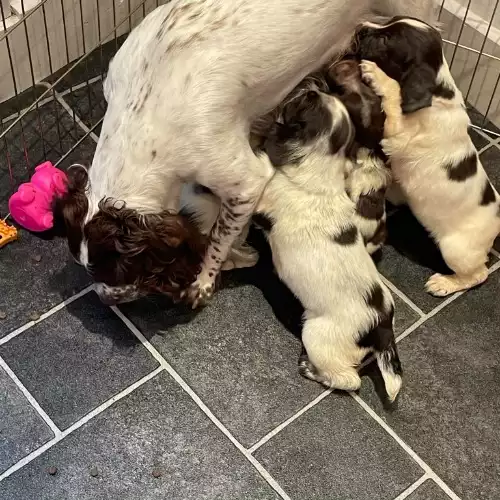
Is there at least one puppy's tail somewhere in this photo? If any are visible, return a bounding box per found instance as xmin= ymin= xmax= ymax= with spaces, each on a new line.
xmin=375 ymin=338 xmax=402 ymax=402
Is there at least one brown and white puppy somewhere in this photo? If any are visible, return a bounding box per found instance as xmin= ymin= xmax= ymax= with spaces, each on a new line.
xmin=255 ymin=88 xmax=402 ymax=400
xmin=356 ymin=16 xmax=500 ymax=296
xmin=325 ymin=59 xmax=391 ymax=254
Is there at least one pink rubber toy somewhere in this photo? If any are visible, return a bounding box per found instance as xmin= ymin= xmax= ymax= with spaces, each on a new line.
xmin=8 ymin=162 xmax=68 ymax=232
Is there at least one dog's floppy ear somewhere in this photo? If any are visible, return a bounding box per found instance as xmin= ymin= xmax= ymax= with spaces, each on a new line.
xmin=400 ymin=63 xmax=437 ymax=114
xmin=263 ymin=122 xmax=299 ymax=167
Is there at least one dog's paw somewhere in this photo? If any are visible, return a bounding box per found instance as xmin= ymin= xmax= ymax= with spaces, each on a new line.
xmin=360 ymin=60 xmax=393 ymax=96
xmin=425 ymin=273 xmax=458 ymax=297
xmin=182 ymin=276 xmax=215 ymax=309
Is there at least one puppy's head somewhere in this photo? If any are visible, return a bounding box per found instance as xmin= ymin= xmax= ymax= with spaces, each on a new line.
xmin=263 ymin=86 xmax=355 ymax=167
xmin=325 ymin=59 xmax=385 ymax=152
xmin=54 ymin=166 xmax=205 ymax=305
xmin=354 ymin=16 xmax=446 ymax=113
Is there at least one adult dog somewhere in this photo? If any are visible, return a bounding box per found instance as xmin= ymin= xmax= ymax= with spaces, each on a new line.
xmin=55 ymin=0 xmax=437 ymax=306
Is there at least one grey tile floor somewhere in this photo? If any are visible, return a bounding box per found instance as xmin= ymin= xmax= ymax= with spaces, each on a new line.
xmin=1 ymin=80 xmax=500 ymax=500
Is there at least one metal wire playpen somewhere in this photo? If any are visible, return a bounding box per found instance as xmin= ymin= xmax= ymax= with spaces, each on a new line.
xmin=1 ymin=0 xmax=500 ymax=218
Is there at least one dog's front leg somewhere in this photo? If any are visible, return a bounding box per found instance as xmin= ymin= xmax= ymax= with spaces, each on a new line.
xmin=185 ymin=150 xmax=274 ymax=308
xmin=360 ymin=60 xmax=404 ymax=137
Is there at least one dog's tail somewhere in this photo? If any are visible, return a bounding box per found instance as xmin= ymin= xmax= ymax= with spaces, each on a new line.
xmin=375 ymin=337 xmax=402 ymax=402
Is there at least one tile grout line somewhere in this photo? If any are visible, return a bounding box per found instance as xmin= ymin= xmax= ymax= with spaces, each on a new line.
xmin=0 ymin=285 xmax=94 ymax=347
xmin=110 ymin=305 xmax=292 ymax=500
xmin=247 ymin=389 xmax=333 ymax=454
xmin=392 ymin=474 xmax=430 ymax=500
xmin=397 ymin=257 xmax=500 ymax=344
xmin=490 ymin=248 xmax=500 ymax=259
xmin=351 ymin=393 xmax=462 ymax=500
xmin=48 ymin=89 xmax=100 ymax=144
xmin=473 ymin=127 xmax=496 ymax=155
xmin=52 ymin=89 xmax=101 ymax=145
xmin=395 ymin=292 xmax=464 ymax=344
xmin=0 ymin=355 xmax=61 ymax=438
xmin=477 ymin=143 xmax=494 ymax=155
xmin=248 ymin=259 xmax=500 ymax=466
xmin=380 ymin=275 xmax=426 ymax=318
xmin=0 ymin=366 xmax=164 ymax=482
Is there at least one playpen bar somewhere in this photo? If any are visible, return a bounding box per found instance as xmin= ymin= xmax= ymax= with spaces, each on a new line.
xmin=40 ymin=2 xmax=63 ymax=151
xmin=78 ymin=0 xmax=95 ymax=139
xmin=19 ymin=0 xmax=47 ymax=159
xmin=465 ymin=0 xmax=500 ymax=103
xmin=0 ymin=0 xmax=52 ymax=42
xmin=0 ymin=0 xmax=30 ymax=178
xmin=448 ymin=0 xmax=473 ymax=68
xmin=54 ymin=117 xmax=103 ymax=168
xmin=0 ymin=0 xmax=149 ymax=142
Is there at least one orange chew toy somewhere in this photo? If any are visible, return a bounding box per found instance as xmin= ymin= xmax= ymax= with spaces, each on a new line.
xmin=0 ymin=219 xmax=18 ymax=248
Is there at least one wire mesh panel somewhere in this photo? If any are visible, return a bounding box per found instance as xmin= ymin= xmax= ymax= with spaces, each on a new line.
xmin=0 ymin=0 xmax=169 ymax=216
xmin=439 ymin=0 xmax=500 ymax=135
xmin=1 ymin=0 xmax=500 ymax=217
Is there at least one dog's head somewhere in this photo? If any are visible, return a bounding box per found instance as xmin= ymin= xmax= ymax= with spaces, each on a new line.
xmin=354 ymin=16 xmax=448 ymax=113
xmin=263 ymin=86 xmax=355 ymax=166
xmin=54 ymin=166 xmax=205 ymax=305
xmin=325 ymin=58 xmax=385 ymax=153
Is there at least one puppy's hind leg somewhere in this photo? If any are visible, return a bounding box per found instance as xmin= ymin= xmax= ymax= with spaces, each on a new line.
xmin=426 ymin=234 xmax=489 ymax=296
xmin=298 ymin=350 xmax=362 ymax=391
xmin=300 ymin=315 xmax=363 ymax=392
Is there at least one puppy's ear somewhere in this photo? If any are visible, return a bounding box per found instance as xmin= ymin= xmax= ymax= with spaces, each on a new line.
xmin=400 ymin=64 xmax=437 ymax=114
xmin=263 ymin=122 xmax=297 ymax=167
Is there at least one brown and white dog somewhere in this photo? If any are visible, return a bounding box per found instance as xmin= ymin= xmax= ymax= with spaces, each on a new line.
xmin=255 ymin=88 xmax=402 ymax=399
xmin=54 ymin=1 xmax=437 ymax=306
xmin=356 ymin=16 xmax=500 ymax=296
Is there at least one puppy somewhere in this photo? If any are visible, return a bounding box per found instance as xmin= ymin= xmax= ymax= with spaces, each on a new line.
xmin=256 ymin=88 xmax=402 ymax=400
xmin=326 ymin=58 xmax=391 ymax=253
xmin=347 ymin=147 xmax=391 ymax=254
xmin=54 ymin=0 xmax=437 ymax=306
xmin=356 ymin=16 xmax=500 ymax=296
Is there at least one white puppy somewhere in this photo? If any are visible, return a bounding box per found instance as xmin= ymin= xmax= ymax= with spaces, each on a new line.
xmin=255 ymin=88 xmax=402 ymax=400
xmin=357 ymin=17 xmax=500 ymax=296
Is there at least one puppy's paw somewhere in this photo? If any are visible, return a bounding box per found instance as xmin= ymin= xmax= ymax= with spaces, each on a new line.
xmin=360 ymin=60 xmax=396 ymax=96
xmin=426 ymin=268 xmax=488 ymax=297
xmin=298 ymin=355 xmax=320 ymax=382
xmin=425 ymin=273 xmax=459 ymax=297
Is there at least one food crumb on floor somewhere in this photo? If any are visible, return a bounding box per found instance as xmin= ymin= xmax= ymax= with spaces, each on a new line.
xmin=29 ymin=312 xmax=41 ymax=321
xmin=47 ymin=466 xmax=58 ymax=476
